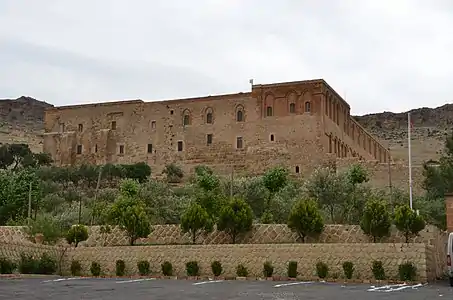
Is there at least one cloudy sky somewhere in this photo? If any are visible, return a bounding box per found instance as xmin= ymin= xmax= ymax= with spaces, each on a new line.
xmin=0 ymin=0 xmax=452 ymax=115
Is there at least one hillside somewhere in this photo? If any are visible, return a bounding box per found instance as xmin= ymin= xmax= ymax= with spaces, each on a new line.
xmin=0 ymin=96 xmax=52 ymax=152
xmin=0 ymin=96 xmax=450 ymax=165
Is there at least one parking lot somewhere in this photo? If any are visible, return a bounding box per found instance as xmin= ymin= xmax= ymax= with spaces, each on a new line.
xmin=0 ymin=277 xmax=451 ymax=299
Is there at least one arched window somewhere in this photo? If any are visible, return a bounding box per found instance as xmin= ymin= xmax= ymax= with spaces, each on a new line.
xmin=289 ymin=103 xmax=296 ymax=113
xmin=305 ymin=101 xmax=311 ymax=112
xmin=183 ymin=109 xmax=191 ymax=126
xmin=206 ymin=112 xmax=213 ymax=124
xmin=236 ymin=110 xmax=243 ymax=122
xmin=266 ymin=106 xmax=273 ymax=117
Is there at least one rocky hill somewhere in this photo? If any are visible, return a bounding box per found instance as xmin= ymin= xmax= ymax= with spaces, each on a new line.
xmin=0 ymin=96 xmax=450 ymax=165
xmin=0 ymin=96 xmax=52 ymax=152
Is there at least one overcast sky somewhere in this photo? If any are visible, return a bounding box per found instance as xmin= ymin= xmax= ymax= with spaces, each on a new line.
xmin=0 ymin=0 xmax=452 ymax=115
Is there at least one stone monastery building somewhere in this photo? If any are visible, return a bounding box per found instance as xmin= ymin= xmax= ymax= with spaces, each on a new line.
xmin=43 ymin=79 xmax=390 ymax=176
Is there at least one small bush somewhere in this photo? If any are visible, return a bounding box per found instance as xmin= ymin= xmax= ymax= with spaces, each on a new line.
xmin=287 ymin=261 xmax=298 ymax=278
xmin=137 ymin=261 xmax=150 ymax=276
xmin=185 ymin=261 xmax=200 ymax=277
xmin=18 ymin=253 xmax=38 ymax=274
xmin=263 ymin=261 xmax=274 ymax=278
xmin=342 ymin=261 xmax=354 ymax=279
xmin=37 ymin=253 xmax=57 ymax=275
xmin=70 ymin=260 xmax=82 ymax=276
xmin=65 ymin=225 xmax=89 ymax=247
xmin=211 ymin=261 xmax=222 ymax=277
xmin=116 ymin=260 xmax=126 ymax=276
xmin=0 ymin=257 xmax=16 ymax=274
xmin=161 ymin=261 xmax=173 ymax=276
xmin=236 ymin=264 xmax=248 ymax=277
xmin=316 ymin=262 xmax=329 ymax=279
xmin=371 ymin=261 xmax=386 ymax=280
xmin=398 ymin=262 xmax=417 ymax=281
xmin=90 ymin=262 xmax=101 ymax=276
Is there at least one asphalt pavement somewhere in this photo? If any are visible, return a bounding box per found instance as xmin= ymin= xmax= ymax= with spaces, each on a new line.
xmin=0 ymin=276 xmax=451 ymax=299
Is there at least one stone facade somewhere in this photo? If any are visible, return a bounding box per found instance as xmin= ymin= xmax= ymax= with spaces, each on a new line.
xmin=0 ymin=241 xmax=429 ymax=282
xmin=43 ymin=79 xmax=391 ymax=179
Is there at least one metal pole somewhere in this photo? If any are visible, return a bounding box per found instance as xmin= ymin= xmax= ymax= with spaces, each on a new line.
xmin=408 ymin=112 xmax=413 ymax=209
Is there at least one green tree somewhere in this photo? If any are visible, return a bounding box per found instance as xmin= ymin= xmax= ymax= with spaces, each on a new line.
xmin=394 ymin=205 xmax=426 ymax=243
xmin=262 ymin=166 xmax=289 ymax=222
xmin=180 ymin=202 xmax=213 ymax=244
xmin=23 ymin=215 xmax=64 ymax=245
xmin=217 ymin=198 xmax=253 ymax=244
xmin=287 ymin=198 xmax=324 ymax=242
xmin=346 ymin=164 xmax=369 ymax=186
xmin=163 ymin=163 xmax=184 ymax=183
xmin=360 ymin=199 xmax=391 ymax=242
xmin=108 ymin=180 xmax=151 ymax=245
xmin=122 ymin=162 xmax=151 ymax=183
xmin=66 ymin=224 xmax=89 ymax=247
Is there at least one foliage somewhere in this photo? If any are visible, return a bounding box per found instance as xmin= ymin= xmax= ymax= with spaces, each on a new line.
xmin=24 ymin=215 xmax=65 ymax=245
xmin=66 ymin=224 xmax=89 ymax=247
xmin=263 ymin=261 xmax=274 ymax=277
xmin=0 ymin=257 xmax=16 ymax=274
xmin=360 ymin=199 xmax=391 ymax=242
xmin=108 ymin=180 xmax=152 ymax=245
xmin=287 ymin=198 xmax=324 ymax=242
xmin=36 ymin=253 xmax=57 ymax=275
xmin=185 ymin=261 xmax=200 ymax=277
xmin=342 ymin=261 xmax=354 ymax=279
xmin=217 ymin=198 xmax=254 ymax=244
xmin=394 ymin=205 xmax=426 ymax=243
xmin=90 ymin=262 xmax=101 ymax=276
xmin=262 ymin=166 xmax=289 ymax=218
xmin=180 ymin=202 xmax=213 ymax=244
xmin=137 ymin=261 xmax=150 ymax=276
xmin=211 ymin=261 xmax=222 ymax=277
xmin=161 ymin=261 xmax=173 ymax=276
xmin=236 ymin=264 xmax=248 ymax=277
xmin=346 ymin=164 xmax=369 ymax=186
xmin=116 ymin=260 xmax=126 ymax=276
xmin=163 ymin=163 xmax=184 ymax=183
xmin=70 ymin=260 xmax=82 ymax=276
xmin=287 ymin=261 xmax=298 ymax=278
xmin=398 ymin=262 xmax=417 ymax=281
xmin=371 ymin=260 xmax=386 ymax=280
xmin=315 ymin=262 xmax=329 ymax=279
xmin=18 ymin=253 xmax=38 ymax=274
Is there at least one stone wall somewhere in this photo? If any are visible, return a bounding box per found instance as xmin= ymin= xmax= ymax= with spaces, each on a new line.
xmin=0 ymin=241 xmax=429 ymax=282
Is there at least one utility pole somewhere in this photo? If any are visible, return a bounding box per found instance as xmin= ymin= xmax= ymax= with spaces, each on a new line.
xmin=387 ymin=147 xmax=393 ymax=213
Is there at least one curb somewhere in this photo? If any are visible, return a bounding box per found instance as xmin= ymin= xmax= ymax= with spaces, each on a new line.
xmin=0 ymin=274 xmax=426 ymax=285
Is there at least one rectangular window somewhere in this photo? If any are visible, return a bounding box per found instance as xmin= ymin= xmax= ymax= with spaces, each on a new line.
xmin=177 ymin=141 xmax=183 ymax=152
xmin=119 ymin=145 xmax=124 ymax=154
xmin=236 ymin=137 xmax=243 ymax=149
xmin=151 ymin=121 xmax=156 ymax=129
xmin=111 ymin=121 xmax=117 ymax=130
xmin=147 ymin=143 xmax=153 ymax=153
xmin=78 ymin=124 xmax=83 ymax=132
xmin=94 ymin=144 xmax=98 ymax=153
xmin=206 ymin=134 xmax=213 ymax=145
xmin=76 ymin=144 xmax=82 ymax=154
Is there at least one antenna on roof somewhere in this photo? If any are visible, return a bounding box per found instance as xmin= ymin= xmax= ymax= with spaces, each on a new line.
xmin=249 ymin=78 xmax=254 ymax=89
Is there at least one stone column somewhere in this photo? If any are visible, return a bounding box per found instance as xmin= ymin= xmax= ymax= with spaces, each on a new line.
xmin=446 ymin=193 xmax=453 ymax=232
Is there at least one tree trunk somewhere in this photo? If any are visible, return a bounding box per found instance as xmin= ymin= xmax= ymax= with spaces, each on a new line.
xmin=373 ymin=235 xmax=376 ymax=243
xmin=129 ymin=235 xmax=135 ymax=246
xmin=329 ymin=207 xmax=335 ymax=224
xmin=192 ymin=231 xmax=196 ymax=244
xmin=232 ymin=232 xmax=236 ymax=244
xmin=405 ymin=232 xmax=409 ymax=243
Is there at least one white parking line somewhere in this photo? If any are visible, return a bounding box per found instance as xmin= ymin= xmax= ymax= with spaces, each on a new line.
xmin=193 ymin=280 xmax=224 ymax=285
xmin=274 ymin=281 xmax=314 ymax=288
xmin=367 ymin=283 xmax=426 ymax=292
xmin=41 ymin=277 xmax=83 ymax=283
xmin=116 ymin=278 xmax=156 ymax=284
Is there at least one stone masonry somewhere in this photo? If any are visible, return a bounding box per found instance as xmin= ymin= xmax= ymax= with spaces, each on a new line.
xmin=0 ymin=241 xmax=429 ymax=282
xmin=43 ymin=79 xmax=395 ymax=185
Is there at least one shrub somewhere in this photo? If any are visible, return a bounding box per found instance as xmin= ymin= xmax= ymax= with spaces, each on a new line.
xmin=161 ymin=261 xmax=173 ymax=276
xmin=0 ymin=257 xmax=16 ymax=274
xmin=316 ymin=262 xmax=329 ymax=279
xmin=70 ymin=260 xmax=82 ymax=276
xmin=186 ymin=261 xmax=200 ymax=277
xmin=236 ymin=264 xmax=248 ymax=277
xmin=217 ymin=198 xmax=254 ymax=244
xmin=65 ymin=225 xmax=89 ymax=247
xmin=0 ymin=257 xmax=15 ymax=274
xmin=137 ymin=261 xmax=150 ymax=276
xmin=398 ymin=262 xmax=417 ymax=281
xmin=211 ymin=261 xmax=222 ymax=277
xmin=18 ymin=253 xmax=38 ymax=274
xmin=360 ymin=199 xmax=391 ymax=242
xmin=371 ymin=261 xmax=386 ymax=280
xmin=90 ymin=262 xmax=101 ymax=276
xmin=287 ymin=261 xmax=298 ymax=278
xmin=342 ymin=261 xmax=354 ymax=279
xmin=116 ymin=260 xmax=126 ymax=276
xmin=287 ymin=198 xmax=324 ymax=242
xmin=263 ymin=261 xmax=274 ymax=278
xmin=394 ymin=205 xmax=426 ymax=243
xmin=37 ymin=253 xmax=57 ymax=275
